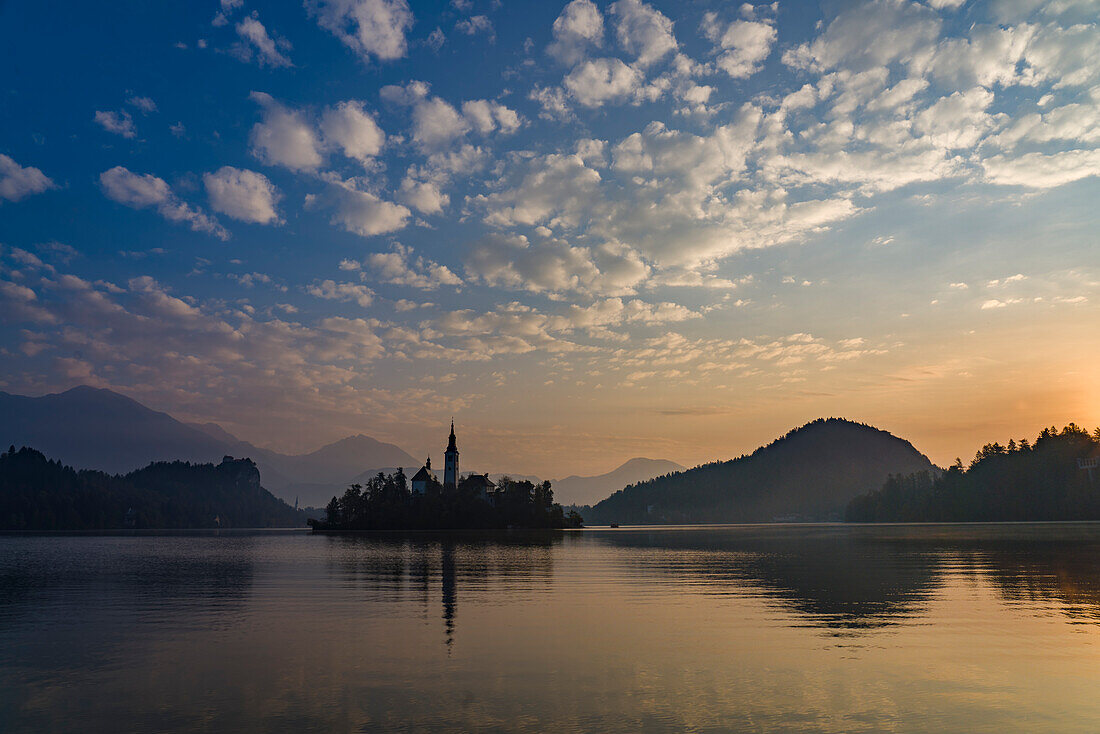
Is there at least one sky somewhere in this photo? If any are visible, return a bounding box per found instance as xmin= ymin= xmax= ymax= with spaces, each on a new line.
xmin=1 ymin=0 xmax=1098 ymax=477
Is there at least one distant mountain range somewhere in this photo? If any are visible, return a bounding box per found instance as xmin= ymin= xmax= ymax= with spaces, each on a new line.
xmin=0 ymin=386 xmax=682 ymax=510
xmin=584 ymin=418 xmax=938 ymax=524
xmin=0 ymin=386 xmax=416 ymax=507
xmin=550 ymin=457 xmax=685 ymax=506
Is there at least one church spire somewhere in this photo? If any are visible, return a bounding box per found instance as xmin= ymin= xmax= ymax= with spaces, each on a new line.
xmin=444 ymin=419 xmax=459 ymax=489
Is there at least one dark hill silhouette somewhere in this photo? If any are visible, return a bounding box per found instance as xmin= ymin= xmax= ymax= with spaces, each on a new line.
xmin=0 ymin=386 xmax=230 ymax=474
xmin=0 ymin=387 xmax=417 ymax=506
xmin=0 ymin=446 xmax=305 ymax=530
xmin=585 ymin=418 xmax=937 ymax=524
xmin=552 ymin=457 xmax=686 ymax=505
xmin=846 ymin=424 xmax=1100 ymax=522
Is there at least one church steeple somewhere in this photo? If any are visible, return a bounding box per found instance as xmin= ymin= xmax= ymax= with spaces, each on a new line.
xmin=444 ymin=419 xmax=459 ymax=490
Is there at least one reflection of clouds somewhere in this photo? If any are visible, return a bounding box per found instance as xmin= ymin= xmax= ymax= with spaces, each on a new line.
xmin=7 ymin=527 xmax=1100 ymax=732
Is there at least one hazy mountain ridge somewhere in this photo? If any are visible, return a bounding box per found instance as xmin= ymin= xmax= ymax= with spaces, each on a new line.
xmin=586 ymin=418 xmax=938 ymax=524
xmin=0 ymin=387 xmax=414 ymax=507
xmin=551 ymin=457 xmax=687 ymax=506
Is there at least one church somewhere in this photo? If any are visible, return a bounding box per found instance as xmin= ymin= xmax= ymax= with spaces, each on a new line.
xmin=410 ymin=421 xmax=498 ymax=502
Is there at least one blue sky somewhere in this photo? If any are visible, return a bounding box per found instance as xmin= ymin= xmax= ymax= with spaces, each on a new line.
xmin=1 ymin=0 xmax=1098 ymax=475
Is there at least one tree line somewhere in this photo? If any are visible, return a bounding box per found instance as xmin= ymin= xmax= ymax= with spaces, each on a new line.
xmin=311 ymin=471 xmax=583 ymax=531
xmin=846 ymin=425 xmax=1100 ymax=522
xmin=0 ymin=446 xmax=305 ymax=530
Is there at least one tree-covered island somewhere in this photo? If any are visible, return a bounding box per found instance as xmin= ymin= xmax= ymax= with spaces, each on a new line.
xmin=310 ymin=421 xmax=582 ymax=532
xmin=309 ymin=470 xmax=584 ymax=531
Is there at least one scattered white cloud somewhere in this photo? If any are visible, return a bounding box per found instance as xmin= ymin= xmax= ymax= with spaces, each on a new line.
xmin=248 ymin=91 xmax=324 ymax=172
xmin=0 ymin=155 xmax=55 ymax=202
xmin=609 ymin=0 xmax=677 ymax=68
xmin=548 ymin=0 xmax=604 ymax=65
xmin=127 ymin=96 xmax=158 ymax=113
xmin=701 ymin=13 xmax=776 ymax=79
xmin=306 ymin=279 xmax=376 ymax=306
xmin=99 ymin=166 xmax=229 ymax=239
xmin=94 ymin=110 xmax=136 ymax=138
xmin=203 ymin=166 xmax=283 ymax=224
xmin=312 ymin=180 xmax=411 ymax=236
xmin=564 ymin=58 xmax=642 ymax=107
xmin=321 ymin=100 xmax=386 ymax=163
xmin=455 ymin=15 xmax=493 ymax=40
xmin=235 ymin=15 xmax=293 ymax=68
xmin=364 ymin=243 xmax=462 ymax=289
xmin=307 ymin=0 xmax=414 ymax=62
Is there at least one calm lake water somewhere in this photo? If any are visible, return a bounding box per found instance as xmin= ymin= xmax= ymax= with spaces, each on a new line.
xmin=2 ymin=524 xmax=1100 ymax=732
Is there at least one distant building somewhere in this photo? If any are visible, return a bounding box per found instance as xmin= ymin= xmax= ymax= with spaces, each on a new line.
xmin=461 ymin=473 xmax=497 ymax=504
xmin=411 ymin=457 xmax=438 ymax=495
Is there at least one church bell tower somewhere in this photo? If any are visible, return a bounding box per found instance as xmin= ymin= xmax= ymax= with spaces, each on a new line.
xmin=444 ymin=419 xmax=459 ymax=489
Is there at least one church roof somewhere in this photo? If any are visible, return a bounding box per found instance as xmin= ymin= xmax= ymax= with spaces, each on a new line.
xmin=461 ymin=473 xmax=495 ymax=489
xmin=446 ymin=419 xmax=458 ymax=452
xmin=411 ymin=465 xmax=435 ymax=482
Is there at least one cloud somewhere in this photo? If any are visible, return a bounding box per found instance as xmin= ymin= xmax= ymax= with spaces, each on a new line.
xmin=306 ymin=279 xmax=376 ymax=306
xmin=564 ymin=58 xmax=642 ymax=107
xmin=455 ymin=15 xmax=493 ymax=40
xmin=465 ymin=233 xmax=649 ymax=296
xmin=461 ymin=99 xmax=522 ymax=135
xmin=248 ymin=92 xmax=324 ymax=172
xmin=307 ymin=0 xmax=414 ymax=62
xmin=478 ymin=152 xmax=603 ymax=229
xmin=235 ymin=15 xmax=293 ymax=67
xmin=99 ymin=166 xmax=229 ymax=239
xmin=363 ymin=243 xmax=463 ymax=289
xmin=0 ymin=155 xmax=56 ymax=202
xmin=313 ymin=181 xmax=411 ymax=236
xmin=398 ymin=178 xmax=448 ymax=214
xmin=547 ymin=0 xmax=604 ymax=65
xmin=782 ymin=0 xmax=941 ymax=72
xmin=981 ymin=149 xmax=1100 ymax=188
xmin=411 ymin=96 xmax=470 ymax=151
xmin=609 ymin=0 xmax=677 ymax=68
xmin=203 ymin=166 xmax=282 ymax=224
xmin=94 ymin=110 xmax=136 ymax=138
xmin=701 ymin=14 xmax=776 ymax=79
xmin=127 ymin=96 xmax=158 ymax=113
xmin=320 ymin=100 xmax=386 ymax=163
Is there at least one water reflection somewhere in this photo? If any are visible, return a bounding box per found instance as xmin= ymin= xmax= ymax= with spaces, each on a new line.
xmin=589 ymin=525 xmax=944 ymax=629
xmin=3 ymin=525 xmax=1100 ymax=732
xmin=321 ymin=531 xmax=563 ymax=648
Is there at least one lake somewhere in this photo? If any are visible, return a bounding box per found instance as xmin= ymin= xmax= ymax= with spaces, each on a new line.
xmin=2 ymin=523 xmax=1100 ymax=732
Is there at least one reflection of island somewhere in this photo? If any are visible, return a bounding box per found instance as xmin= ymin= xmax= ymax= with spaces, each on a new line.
xmin=593 ymin=524 xmax=1100 ymax=630
xmin=937 ymin=524 xmax=1100 ymax=622
xmin=591 ymin=526 xmax=945 ymax=630
xmin=325 ymin=532 xmax=563 ymax=646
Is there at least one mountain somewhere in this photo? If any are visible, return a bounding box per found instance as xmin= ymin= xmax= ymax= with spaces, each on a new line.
xmin=552 ymin=457 xmax=686 ymax=505
xmin=0 ymin=446 xmax=305 ymax=530
xmin=585 ymin=418 xmax=937 ymax=524
xmin=0 ymin=387 xmax=416 ymax=507
xmin=0 ymin=386 xmax=231 ymax=475
xmin=289 ymin=434 xmax=417 ymax=485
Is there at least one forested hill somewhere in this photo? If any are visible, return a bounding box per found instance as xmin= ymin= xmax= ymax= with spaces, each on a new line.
xmin=585 ymin=418 xmax=937 ymax=524
xmin=0 ymin=446 xmax=306 ymax=530
xmin=847 ymin=425 xmax=1100 ymax=522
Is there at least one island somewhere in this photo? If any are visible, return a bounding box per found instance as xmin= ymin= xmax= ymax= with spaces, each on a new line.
xmin=309 ymin=422 xmax=583 ymax=532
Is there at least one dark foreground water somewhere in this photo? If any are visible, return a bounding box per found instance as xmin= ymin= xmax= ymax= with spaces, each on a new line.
xmin=2 ymin=524 xmax=1100 ymax=732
